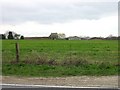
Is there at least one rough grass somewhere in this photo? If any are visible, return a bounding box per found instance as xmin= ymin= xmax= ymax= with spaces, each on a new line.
xmin=2 ymin=63 xmax=118 ymax=77
xmin=2 ymin=40 xmax=119 ymax=76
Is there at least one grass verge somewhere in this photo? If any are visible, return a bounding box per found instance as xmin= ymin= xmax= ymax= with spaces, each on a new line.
xmin=2 ymin=63 xmax=118 ymax=77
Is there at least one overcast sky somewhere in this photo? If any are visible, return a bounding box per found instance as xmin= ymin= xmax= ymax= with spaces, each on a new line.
xmin=0 ymin=0 xmax=119 ymax=37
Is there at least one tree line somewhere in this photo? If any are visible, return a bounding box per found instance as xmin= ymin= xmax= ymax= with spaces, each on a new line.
xmin=1 ymin=31 xmax=24 ymax=40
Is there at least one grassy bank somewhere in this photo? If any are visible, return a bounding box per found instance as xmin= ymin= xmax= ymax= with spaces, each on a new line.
xmin=2 ymin=63 xmax=118 ymax=77
xmin=2 ymin=40 xmax=119 ymax=76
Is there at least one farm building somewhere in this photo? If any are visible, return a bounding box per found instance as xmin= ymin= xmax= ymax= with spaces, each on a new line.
xmin=81 ymin=36 xmax=91 ymax=40
xmin=49 ymin=33 xmax=58 ymax=40
xmin=49 ymin=33 xmax=66 ymax=40
xmin=68 ymin=36 xmax=81 ymax=40
xmin=90 ymin=37 xmax=104 ymax=40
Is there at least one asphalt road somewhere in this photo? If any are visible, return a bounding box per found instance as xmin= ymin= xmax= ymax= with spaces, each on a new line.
xmin=1 ymin=84 xmax=119 ymax=90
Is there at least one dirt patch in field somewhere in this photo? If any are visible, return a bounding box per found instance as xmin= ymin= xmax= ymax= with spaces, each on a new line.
xmin=2 ymin=76 xmax=118 ymax=88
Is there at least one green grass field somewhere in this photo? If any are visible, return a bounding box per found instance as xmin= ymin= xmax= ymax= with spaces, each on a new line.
xmin=2 ymin=40 xmax=119 ymax=77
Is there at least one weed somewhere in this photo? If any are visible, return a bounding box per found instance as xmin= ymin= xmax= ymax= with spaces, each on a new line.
xmin=47 ymin=59 xmax=57 ymax=65
xmin=61 ymin=56 xmax=89 ymax=66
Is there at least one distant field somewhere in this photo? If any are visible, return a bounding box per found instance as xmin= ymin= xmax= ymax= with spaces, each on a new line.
xmin=2 ymin=40 xmax=119 ymax=76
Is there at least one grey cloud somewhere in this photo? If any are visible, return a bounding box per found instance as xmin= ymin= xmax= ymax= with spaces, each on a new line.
xmin=1 ymin=2 xmax=118 ymax=24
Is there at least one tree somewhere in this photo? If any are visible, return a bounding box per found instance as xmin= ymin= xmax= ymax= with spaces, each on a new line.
xmin=8 ymin=31 xmax=14 ymax=39
xmin=2 ymin=34 xmax=6 ymax=39
xmin=20 ymin=36 xmax=24 ymax=39
xmin=14 ymin=34 xmax=20 ymax=39
xmin=58 ymin=33 xmax=66 ymax=39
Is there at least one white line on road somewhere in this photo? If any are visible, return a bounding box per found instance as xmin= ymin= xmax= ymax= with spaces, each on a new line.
xmin=1 ymin=83 xmax=118 ymax=89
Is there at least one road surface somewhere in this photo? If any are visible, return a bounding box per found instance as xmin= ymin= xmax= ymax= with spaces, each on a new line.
xmin=2 ymin=84 xmax=119 ymax=90
xmin=2 ymin=76 xmax=119 ymax=90
xmin=2 ymin=76 xmax=118 ymax=88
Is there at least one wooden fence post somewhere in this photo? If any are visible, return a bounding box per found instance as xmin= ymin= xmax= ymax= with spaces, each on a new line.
xmin=15 ymin=43 xmax=19 ymax=63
